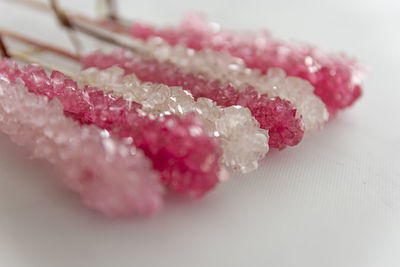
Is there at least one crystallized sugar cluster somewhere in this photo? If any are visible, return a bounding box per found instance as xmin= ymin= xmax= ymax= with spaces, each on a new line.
xmin=0 ymin=10 xmax=364 ymax=217
xmin=78 ymin=66 xmax=269 ymax=172
xmin=82 ymin=51 xmax=304 ymax=150
xmin=131 ymin=13 xmax=363 ymax=116
xmin=126 ymin=39 xmax=328 ymax=131
xmin=0 ymin=78 xmax=163 ymax=216
xmin=0 ymin=59 xmax=224 ymax=197
xmin=100 ymin=35 xmax=328 ymax=131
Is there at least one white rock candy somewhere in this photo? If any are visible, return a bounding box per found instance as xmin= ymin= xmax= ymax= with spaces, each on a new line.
xmin=128 ymin=37 xmax=329 ymax=131
xmin=78 ymin=67 xmax=269 ymax=173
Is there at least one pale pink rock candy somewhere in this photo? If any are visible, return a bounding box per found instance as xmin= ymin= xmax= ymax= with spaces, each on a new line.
xmin=0 ymin=59 xmax=224 ymax=197
xmin=131 ymin=14 xmax=363 ymax=116
xmin=82 ymin=50 xmax=304 ymax=150
xmin=0 ymin=76 xmax=163 ymax=216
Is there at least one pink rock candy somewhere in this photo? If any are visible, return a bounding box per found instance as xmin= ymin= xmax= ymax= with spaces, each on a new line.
xmin=82 ymin=51 xmax=304 ymax=150
xmin=131 ymin=14 xmax=363 ymax=116
xmin=0 ymin=75 xmax=163 ymax=216
xmin=0 ymin=59 xmax=224 ymax=197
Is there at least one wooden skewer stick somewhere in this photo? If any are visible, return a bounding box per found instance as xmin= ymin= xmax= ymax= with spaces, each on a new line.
xmin=0 ymin=33 xmax=76 ymax=77
xmin=9 ymin=50 xmax=77 ymax=78
xmin=47 ymin=0 xmax=138 ymax=54
xmin=0 ymin=27 xmax=79 ymax=77
xmin=0 ymin=35 xmax=10 ymax=58
xmin=49 ymin=0 xmax=82 ymax=56
xmin=5 ymin=0 xmax=50 ymax=12
xmin=97 ymin=0 xmax=118 ymax=21
xmin=106 ymin=0 xmax=118 ymax=21
xmin=16 ymin=47 xmax=44 ymax=57
xmin=6 ymin=0 xmax=143 ymax=61
xmin=10 ymin=0 xmax=132 ymax=35
xmin=0 ymin=27 xmax=80 ymax=61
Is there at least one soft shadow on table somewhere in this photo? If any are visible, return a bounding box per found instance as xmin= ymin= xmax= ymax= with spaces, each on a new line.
xmin=0 ymin=114 xmax=399 ymax=267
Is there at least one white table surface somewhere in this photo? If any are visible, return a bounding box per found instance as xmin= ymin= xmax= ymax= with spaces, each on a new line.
xmin=0 ymin=0 xmax=399 ymax=266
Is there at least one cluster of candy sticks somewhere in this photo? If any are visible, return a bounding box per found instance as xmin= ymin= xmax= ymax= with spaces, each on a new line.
xmin=0 ymin=0 xmax=363 ymax=216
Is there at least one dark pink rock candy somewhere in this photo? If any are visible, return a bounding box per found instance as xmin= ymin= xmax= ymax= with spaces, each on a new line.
xmin=131 ymin=14 xmax=363 ymax=116
xmin=0 ymin=59 xmax=224 ymax=197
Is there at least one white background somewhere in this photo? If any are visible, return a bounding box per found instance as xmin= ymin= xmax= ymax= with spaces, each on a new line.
xmin=0 ymin=0 xmax=399 ymax=266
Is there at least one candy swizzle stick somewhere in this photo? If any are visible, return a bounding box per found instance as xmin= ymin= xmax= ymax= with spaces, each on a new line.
xmin=0 ymin=73 xmax=165 ymax=217
xmin=0 ymin=38 xmax=164 ymax=217
xmin=130 ymin=15 xmax=364 ymax=117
